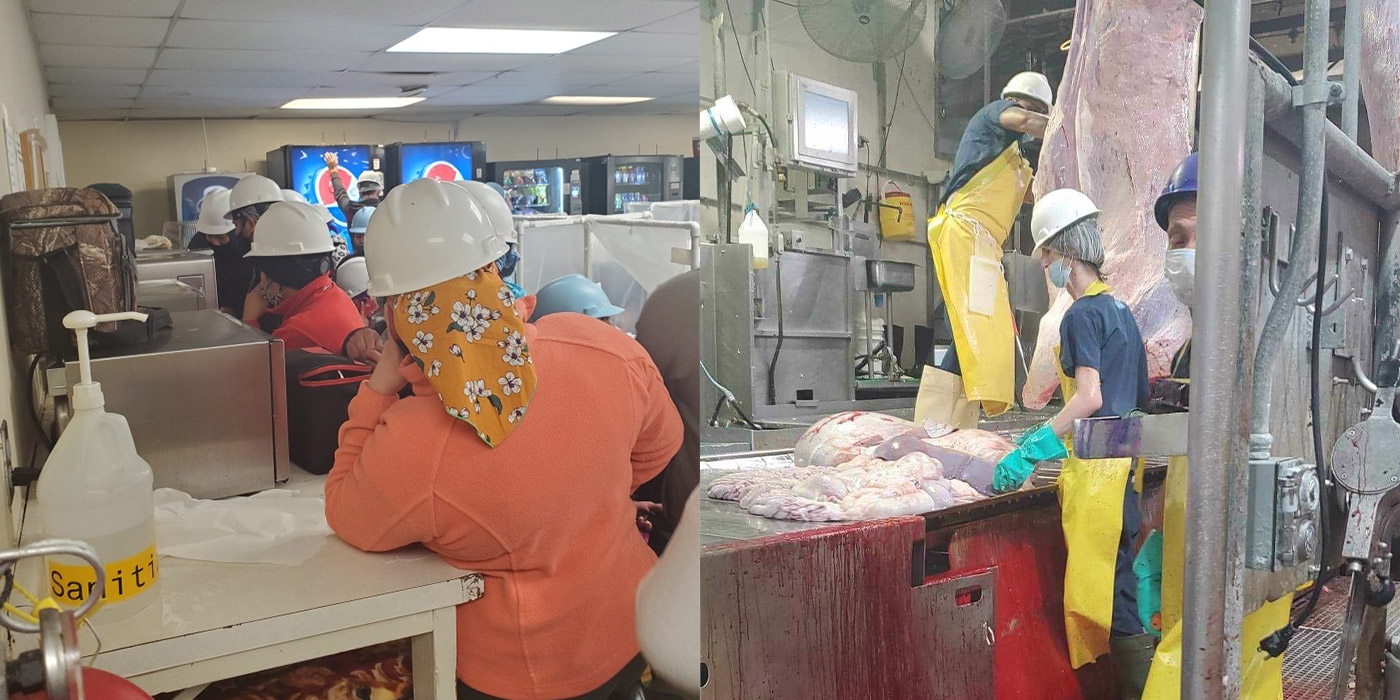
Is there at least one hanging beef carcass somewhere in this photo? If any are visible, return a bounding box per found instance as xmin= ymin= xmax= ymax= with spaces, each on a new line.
xmin=1022 ymin=0 xmax=1203 ymax=408
xmin=1361 ymin=0 xmax=1400 ymax=171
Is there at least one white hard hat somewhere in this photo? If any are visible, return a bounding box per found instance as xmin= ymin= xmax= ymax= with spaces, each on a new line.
xmin=1031 ymin=188 xmax=1100 ymax=255
xmin=335 ymin=256 xmax=370 ymax=298
xmin=279 ymin=189 xmax=333 ymax=223
xmin=1002 ymin=71 xmax=1053 ymax=109
xmin=195 ymin=188 xmax=234 ymax=236
xmin=244 ymin=202 xmax=335 ymax=258
xmin=365 ymin=178 xmax=511 ymax=297
xmin=225 ymin=174 xmax=283 ymax=220
xmin=357 ymin=171 xmax=385 ymax=190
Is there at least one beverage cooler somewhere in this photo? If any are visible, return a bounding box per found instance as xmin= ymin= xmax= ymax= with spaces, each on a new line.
xmin=384 ymin=141 xmax=487 ymax=188
xmin=170 ymin=172 xmax=253 ymax=224
xmin=578 ymin=155 xmax=685 ymax=215
xmin=487 ymin=160 xmax=573 ymax=215
xmin=265 ymin=144 xmax=384 ymax=239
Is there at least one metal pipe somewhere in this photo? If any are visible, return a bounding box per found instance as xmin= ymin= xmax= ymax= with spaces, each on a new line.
xmin=1379 ymin=210 xmax=1400 ymax=387
xmin=1183 ymin=0 xmax=1252 ymax=694
xmin=1254 ymin=57 xmax=1400 ymax=211
xmin=1249 ymin=0 xmax=1331 ymax=457
xmin=1341 ymin=0 xmax=1362 ymax=140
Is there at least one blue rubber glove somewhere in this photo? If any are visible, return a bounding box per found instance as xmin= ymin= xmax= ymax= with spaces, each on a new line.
xmin=993 ymin=451 xmax=1036 ymax=493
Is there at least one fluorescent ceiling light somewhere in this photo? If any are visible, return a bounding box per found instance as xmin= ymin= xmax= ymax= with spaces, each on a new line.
xmin=542 ymin=96 xmax=655 ymax=106
xmin=388 ymin=28 xmax=614 ymax=54
xmin=281 ymin=97 xmax=425 ymax=110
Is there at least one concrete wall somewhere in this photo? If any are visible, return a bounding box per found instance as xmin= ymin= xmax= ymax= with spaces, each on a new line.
xmin=701 ymin=0 xmax=948 ymax=366
xmin=58 ymin=113 xmax=693 ymax=236
xmin=0 ymin=0 xmax=50 ymax=544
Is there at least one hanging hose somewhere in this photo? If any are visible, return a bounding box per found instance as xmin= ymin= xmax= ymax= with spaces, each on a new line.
xmin=767 ymin=256 xmax=785 ymax=406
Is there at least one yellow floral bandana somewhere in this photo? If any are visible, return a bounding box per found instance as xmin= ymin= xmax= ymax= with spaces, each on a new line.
xmin=390 ymin=268 xmax=537 ymax=448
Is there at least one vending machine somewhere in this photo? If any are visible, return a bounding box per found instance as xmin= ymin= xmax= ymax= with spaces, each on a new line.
xmin=384 ymin=141 xmax=487 ymax=188
xmin=577 ymin=155 xmax=686 ymax=215
xmin=265 ymin=144 xmax=384 ymax=242
xmin=170 ymin=171 xmax=254 ymax=223
xmin=487 ymin=159 xmax=574 ymax=215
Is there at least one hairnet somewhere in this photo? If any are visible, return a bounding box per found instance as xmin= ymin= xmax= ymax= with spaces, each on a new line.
xmin=1044 ymin=218 xmax=1105 ymax=268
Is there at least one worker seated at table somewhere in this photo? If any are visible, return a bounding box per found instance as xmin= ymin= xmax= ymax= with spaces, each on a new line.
xmin=917 ymin=71 xmax=1052 ymax=430
xmin=240 ymin=202 xmax=366 ymax=355
xmin=992 ymin=188 xmax=1154 ymax=695
xmin=187 ymin=187 xmax=254 ymax=319
xmin=631 ymin=270 xmax=700 ymax=555
xmin=531 ymin=274 xmax=625 ymax=325
xmin=1139 ymin=152 xmax=1294 ymax=700
xmin=325 ymin=178 xmax=683 ymax=700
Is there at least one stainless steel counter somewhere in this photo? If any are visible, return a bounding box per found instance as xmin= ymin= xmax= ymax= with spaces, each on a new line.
xmin=59 ymin=310 xmax=288 ymax=498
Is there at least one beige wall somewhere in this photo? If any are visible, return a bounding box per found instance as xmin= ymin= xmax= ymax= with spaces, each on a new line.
xmin=0 ymin=0 xmax=49 ymax=543
xmin=58 ymin=114 xmax=693 ymax=236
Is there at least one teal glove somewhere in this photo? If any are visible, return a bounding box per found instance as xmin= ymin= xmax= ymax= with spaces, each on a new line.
xmin=1020 ymin=424 xmax=1069 ymax=462
xmin=993 ymin=426 xmax=1068 ymax=494
xmin=1014 ymin=421 xmax=1047 ymax=447
xmin=1133 ymin=530 xmax=1164 ymax=638
xmin=993 ymin=451 xmax=1036 ymax=493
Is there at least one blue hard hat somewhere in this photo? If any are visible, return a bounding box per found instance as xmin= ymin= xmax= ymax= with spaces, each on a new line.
xmin=533 ymin=274 xmax=624 ymax=320
xmin=349 ymin=206 xmax=375 ymax=234
xmin=1155 ymin=152 xmax=1198 ymax=231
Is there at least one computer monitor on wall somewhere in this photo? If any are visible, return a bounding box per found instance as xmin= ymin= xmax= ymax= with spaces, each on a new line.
xmin=788 ymin=73 xmax=859 ymax=177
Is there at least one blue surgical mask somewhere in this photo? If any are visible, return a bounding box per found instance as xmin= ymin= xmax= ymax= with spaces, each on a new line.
xmin=1047 ymin=258 xmax=1072 ymax=288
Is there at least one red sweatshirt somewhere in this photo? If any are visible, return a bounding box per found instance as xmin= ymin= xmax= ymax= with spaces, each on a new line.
xmin=270 ymin=273 xmax=365 ymax=353
xmin=326 ymin=314 xmax=682 ymax=699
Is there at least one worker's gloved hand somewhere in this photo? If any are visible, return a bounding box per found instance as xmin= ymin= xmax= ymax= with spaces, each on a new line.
xmin=1014 ymin=421 xmax=1049 ymax=447
xmin=994 ymin=425 xmax=1069 ymax=493
xmin=993 ymin=451 xmax=1036 ymax=493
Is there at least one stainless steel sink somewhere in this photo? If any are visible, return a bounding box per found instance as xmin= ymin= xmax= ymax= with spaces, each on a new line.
xmin=866 ymin=259 xmax=916 ymax=293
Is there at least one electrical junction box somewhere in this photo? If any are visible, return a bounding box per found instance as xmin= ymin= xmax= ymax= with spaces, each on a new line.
xmin=1246 ymin=457 xmax=1320 ymax=572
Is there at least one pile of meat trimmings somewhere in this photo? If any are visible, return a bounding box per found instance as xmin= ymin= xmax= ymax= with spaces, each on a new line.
xmin=707 ymin=412 xmax=1016 ymax=522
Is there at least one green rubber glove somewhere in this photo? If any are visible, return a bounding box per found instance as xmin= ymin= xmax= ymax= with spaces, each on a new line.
xmin=1020 ymin=424 xmax=1069 ymax=462
xmin=993 ymin=451 xmax=1036 ymax=493
xmin=1014 ymin=422 xmax=1045 ymax=447
xmin=1133 ymin=530 xmax=1164 ymax=638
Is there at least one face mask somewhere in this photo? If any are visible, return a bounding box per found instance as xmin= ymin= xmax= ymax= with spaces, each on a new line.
xmin=1164 ymin=248 xmax=1196 ymax=308
xmin=1047 ymin=258 xmax=1072 ymax=288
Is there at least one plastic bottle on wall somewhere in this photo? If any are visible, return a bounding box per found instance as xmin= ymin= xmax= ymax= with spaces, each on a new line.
xmin=737 ymin=205 xmax=770 ymax=269
xmin=37 ymin=310 xmax=160 ymax=622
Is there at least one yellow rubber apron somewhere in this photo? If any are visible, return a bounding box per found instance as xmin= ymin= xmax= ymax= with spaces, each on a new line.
xmin=923 ymin=143 xmax=1031 ymax=417
xmin=1055 ymin=280 xmax=1135 ymax=669
xmin=1142 ymin=337 xmax=1287 ymax=699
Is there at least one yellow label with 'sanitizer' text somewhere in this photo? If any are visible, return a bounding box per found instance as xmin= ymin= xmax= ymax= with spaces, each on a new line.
xmin=49 ymin=544 xmax=159 ymax=607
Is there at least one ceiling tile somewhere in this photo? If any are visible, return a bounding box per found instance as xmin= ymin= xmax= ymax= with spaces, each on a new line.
xmin=48 ymin=83 xmax=143 ymax=99
xmin=354 ymin=52 xmax=547 ymax=73
xmin=50 ymin=109 xmax=135 ymax=121
xmin=479 ymin=104 xmax=592 ymax=117
xmin=30 ymin=13 xmax=171 ymax=47
xmin=570 ymin=32 xmax=696 ymax=58
xmin=127 ymin=106 xmax=269 ymax=119
xmin=301 ymin=85 xmax=457 ymax=99
xmin=154 ymin=48 xmax=370 ymax=71
xmin=178 ymin=0 xmax=471 ymax=26
xmin=52 ymin=97 xmax=137 ymax=110
xmin=517 ymin=54 xmax=695 ymax=73
xmin=321 ymin=71 xmax=496 ymax=88
xmin=146 ymin=69 xmax=339 ymax=88
xmin=140 ymin=85 xmax=310 ymax=100
xmin=27 ymin=0 xmax=178 ymax=17
xmin=432 ymin=85 xmax=556 ymax=106
xmin=632 ymin=7 xmax=699 ymax=34
xmin=166 ymin=19 xmax=417 ymax=52
xmin=594 ymin=71 xmax=696 ymax=89
xmin=38 ymin=44 xmax=158 ymax=69
xmin=435 ymin=0 xmax=697 ymax=31
xmin=45 ymin=67 xmax=150 ymax=85
xmin=657 ymin=60 xmax=698 ymax=74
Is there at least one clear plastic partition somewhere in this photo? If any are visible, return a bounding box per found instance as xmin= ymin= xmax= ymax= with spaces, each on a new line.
xmin=587 ymin=219 xmax=695 ymax=334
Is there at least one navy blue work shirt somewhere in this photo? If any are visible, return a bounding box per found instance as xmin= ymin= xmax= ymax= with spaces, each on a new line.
xmin=1058 ymin=291 xmax=1151 ymax=418
xmin=940 ymin=99 xmax=1039 ymax=206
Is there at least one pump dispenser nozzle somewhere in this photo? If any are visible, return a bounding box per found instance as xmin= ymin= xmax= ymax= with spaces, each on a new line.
xmin=62 ymin=311 xmax=148 ymax=411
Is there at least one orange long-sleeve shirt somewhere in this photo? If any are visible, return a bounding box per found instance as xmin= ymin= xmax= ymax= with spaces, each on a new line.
xmin=325 ymin=314 xmax=682 ymax=700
